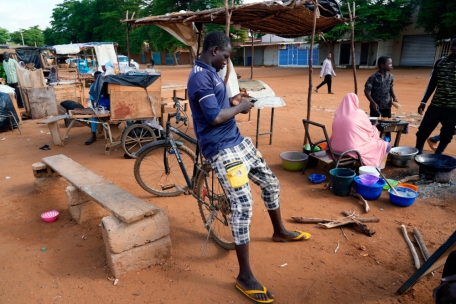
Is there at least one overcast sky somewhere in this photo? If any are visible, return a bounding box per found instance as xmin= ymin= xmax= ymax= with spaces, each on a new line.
xmin=0 ymin=0 xmax=262 ymax=33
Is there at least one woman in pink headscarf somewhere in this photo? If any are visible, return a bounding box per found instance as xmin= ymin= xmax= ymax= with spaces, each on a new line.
xmin=330 ymin=93 xmax=390 ymax=167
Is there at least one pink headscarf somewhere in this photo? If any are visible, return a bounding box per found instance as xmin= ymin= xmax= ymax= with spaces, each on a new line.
xmin=330 ymin=93 xmax=388 ymax=167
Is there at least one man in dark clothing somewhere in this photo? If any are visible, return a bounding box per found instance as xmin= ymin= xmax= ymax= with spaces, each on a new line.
xmin=416 ymin=35 xmax=456 ymax=154
xmin=433 ymin=250 xmax=456 ymax=304
xmin=187 ymin=30 xmax=310 ymax=304
xmin=364 ymin=56 xmax=398 ymax=120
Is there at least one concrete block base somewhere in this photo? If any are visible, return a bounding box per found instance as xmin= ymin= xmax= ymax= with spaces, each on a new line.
xmin=105 ymin=235 xmax=172 ymax=278
xmin=102 ymin=211 xmax=169 ymax=254
xmin=69 ymin=201 xmax=111 ymax=224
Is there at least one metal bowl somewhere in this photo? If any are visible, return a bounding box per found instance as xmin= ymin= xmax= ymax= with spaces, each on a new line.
xmin=389 ymin=146 xmax=419 ymax=167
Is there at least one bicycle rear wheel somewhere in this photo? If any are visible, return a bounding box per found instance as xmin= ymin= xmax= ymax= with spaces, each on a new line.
xmin=134 ymin=143 xmax=195 ymax=196
xmin=122 ymin=124 xmax=157 ymax=159
xmin=195 ymin=169 xmax=235 ymax=250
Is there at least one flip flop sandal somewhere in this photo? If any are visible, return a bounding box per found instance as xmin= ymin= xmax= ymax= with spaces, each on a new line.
xmin=279 ymin=230 xmax=311 ymax=242
xmin=235 ymin=284 xmax=274 ymax=304
xmin=39 ymin=145 xmax=51 ymax=150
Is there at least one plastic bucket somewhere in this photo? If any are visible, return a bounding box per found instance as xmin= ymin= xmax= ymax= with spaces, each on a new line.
xmin=359 ymin=166 xmax=380 ymax=177
xmin=329 ymin=168 xmax=356 ymax=197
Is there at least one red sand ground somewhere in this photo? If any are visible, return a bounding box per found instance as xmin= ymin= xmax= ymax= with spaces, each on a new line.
xmin=0 ymin=66 xmax=455 ymax=304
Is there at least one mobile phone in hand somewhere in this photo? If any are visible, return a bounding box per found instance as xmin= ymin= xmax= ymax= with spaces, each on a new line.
xmin=250 ymin=98 xmax=258 ymax=103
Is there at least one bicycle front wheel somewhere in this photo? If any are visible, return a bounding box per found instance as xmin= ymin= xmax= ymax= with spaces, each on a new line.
xmin=134 ymin=144 xmax=195 ymax=197
xmin=195 ymin=169 xmax=235 ymax=250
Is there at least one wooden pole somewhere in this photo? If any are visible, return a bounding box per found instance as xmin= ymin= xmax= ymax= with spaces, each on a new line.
xmin=223 ymin=0 xmax=234 ymax=84
xmin=250 ymin=30 xmax=254 ymax=79
xmin=347 ymin=2 xmax=358 ymax=94
xmin=304 ymin=0 xmax=318 ymax=145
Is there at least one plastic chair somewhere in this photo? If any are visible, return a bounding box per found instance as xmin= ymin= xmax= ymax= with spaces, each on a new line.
xmin=301 ymin=119 xmax=362 ymax=174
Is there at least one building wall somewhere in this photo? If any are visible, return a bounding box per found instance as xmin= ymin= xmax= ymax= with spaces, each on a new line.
xmin=243 ymin=46 xmax=265 ymax=66
xmin=263 ymin=46 xmax=278 ymax=66
xmin=378 ymin=40 xmax=394 ymax=60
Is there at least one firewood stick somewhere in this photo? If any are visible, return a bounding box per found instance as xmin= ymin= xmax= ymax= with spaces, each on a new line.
xmin=291 ymin=216 xmax=379 ymax=223
xmin=413 ymin=227 xmax=431 ymax=260
xmin=351 ymin=192 xmax=370 ymax=213
xmin=400 ymin=224 xmax=420 ymax=269
xmin=397 ymin=175 xmax=420 ymax=184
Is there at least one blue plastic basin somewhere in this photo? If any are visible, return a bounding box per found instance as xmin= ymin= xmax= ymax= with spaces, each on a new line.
xmin=388 ymin=187 xmax=418 ymax=207
xmin=354 ymin=176 xmax=386 ymax=200
xmin=309 ymin=174 xmax=326 ymax=184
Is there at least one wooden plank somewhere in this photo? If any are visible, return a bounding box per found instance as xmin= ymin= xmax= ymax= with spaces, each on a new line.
xmin=109 ymin=77 xmax=162 ymax=121
xmin=397 ymin=231 xmax=456 ymax=294
xmin=161 ymin=83 xmax=187 ymax=92
xmin=48 ymin=122 xmax=64 ymax=146
xmin=8 ymin=93 xmax=22 ymax=124
xmin=108 ymin=79 xmax=161 ymax=93
xmin=37 ymin=114 xmax=69 ymax=124
xmin=41 ymin=154 xmax=160 ymax=223
xmin=27 ymin=87 xmax=59 ymax=119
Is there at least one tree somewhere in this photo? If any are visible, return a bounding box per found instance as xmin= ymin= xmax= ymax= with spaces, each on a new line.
xmin=0 ymin=27 xmax=10 ymax=44
xmin=416 ymin=0 xmax=456 ymax=40
xmin=10 ymin=26 xmax=44 ymax=46
xmin=319 ymin=0 xmax=415 ymax=65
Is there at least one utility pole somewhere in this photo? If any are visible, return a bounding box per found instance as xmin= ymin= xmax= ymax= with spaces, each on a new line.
xmin=20 ymin=29 xmax=24 ymax=45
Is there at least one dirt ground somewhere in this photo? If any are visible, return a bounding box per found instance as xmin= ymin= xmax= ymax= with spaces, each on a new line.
xmin=1 ymin=65 xmax=455 ymax=304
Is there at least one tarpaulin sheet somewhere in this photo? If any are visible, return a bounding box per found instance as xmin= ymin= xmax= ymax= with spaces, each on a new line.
xmin=89 ymin=74 xmax=160 ymax=104
xmin=15 ymin=47 xmax=42 ymax=69
xmin=0 ymin=93 xmax=19 ymax=129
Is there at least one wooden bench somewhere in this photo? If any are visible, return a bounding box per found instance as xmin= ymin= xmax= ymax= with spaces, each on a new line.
xmin=33 ymin=154 xmax=172 ymax=277
xmin=40 ymin=154 xmax=159 ymax=223
xmin=37 ymin=114 xmax=72 ymax=146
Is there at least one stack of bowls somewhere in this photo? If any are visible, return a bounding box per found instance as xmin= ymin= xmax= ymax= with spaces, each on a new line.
xmin=354 ymin=176 xmax=386 ymax=200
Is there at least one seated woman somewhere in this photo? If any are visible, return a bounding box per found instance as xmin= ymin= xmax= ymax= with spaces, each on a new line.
xmin=330 ymin=93 xmax=390 ymax=167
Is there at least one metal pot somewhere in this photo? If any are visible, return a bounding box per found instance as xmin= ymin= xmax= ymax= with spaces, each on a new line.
xmin=389 ymin=146 xmax=419 ymax=168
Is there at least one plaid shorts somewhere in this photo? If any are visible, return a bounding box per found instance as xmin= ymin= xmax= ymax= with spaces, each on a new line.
xmin=209 ymin=137 xmax=280 ymax=245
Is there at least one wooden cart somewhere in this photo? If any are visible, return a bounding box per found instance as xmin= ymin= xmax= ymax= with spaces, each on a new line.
xmin=38 ymin=77 xmax=189 ymax=158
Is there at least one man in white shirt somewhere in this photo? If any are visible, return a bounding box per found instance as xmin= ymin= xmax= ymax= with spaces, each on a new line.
xmin=2 ymin=51 xmax=23 ymax=107
xmin=314 ymin=53 xmax=336 ymax=94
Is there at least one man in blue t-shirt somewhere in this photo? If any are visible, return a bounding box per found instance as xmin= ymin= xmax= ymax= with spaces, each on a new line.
xmin=188 ymin=31 xmax=310 ymax=304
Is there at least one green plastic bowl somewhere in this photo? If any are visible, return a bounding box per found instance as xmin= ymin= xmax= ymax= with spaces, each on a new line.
xmin=383 ymin=179 xmax=398 ymax=190
xmin=280 ymin=151 xmax=308 ymax=171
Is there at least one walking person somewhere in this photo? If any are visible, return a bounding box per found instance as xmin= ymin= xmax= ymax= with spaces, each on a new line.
xmin=416 ymin=35 xmax=456 ymax=155
xmin=2 ymin=52 xmax=24 ymax=108
xmin=314 ymin=53 xmax=336 ymax=94
xmin=187 ymin=30 xmax=310 ymax=304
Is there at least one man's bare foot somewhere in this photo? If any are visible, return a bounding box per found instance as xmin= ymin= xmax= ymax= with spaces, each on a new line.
xmin=427 ymin=138 xmax=437 ymax=152
xmin=272 ymin=230 xmax=310 ymax=242
xmin=236 ymin=274 xmax=274 ymax=302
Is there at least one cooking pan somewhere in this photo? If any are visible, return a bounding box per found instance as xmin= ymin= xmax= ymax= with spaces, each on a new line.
xmin=414 ymin=154 xmax=456 ymax=173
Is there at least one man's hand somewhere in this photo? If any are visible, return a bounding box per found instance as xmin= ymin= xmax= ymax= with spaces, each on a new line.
xmin=230 ymin=93 xmax=248 ymax=106
xmin=418 ymin=103 xmax=426 ymax=115
xmin=238 ymin=98 xmax=254 ymax=114
xmin=370 ymin=101 xmax=379 ymax=111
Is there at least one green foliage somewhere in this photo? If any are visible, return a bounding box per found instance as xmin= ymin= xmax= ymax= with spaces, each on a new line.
xmin=0 ymin=27 xmax=10 ymax=44
xmin=0 ymin=63 xmax=6 ymax=80
xmin=45 ymin=0 xmax=248 ymax=57
xmin=10 ymin=26 xmax=45 ymax=46
xmin=416 ymin=0 xmax=456 ymax=40
xmin=321 ymin=0 xmax=415 ymax=43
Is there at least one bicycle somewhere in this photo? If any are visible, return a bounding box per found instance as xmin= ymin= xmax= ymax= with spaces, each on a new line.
xmin=133 ymin=98 xmax=234 ymax=252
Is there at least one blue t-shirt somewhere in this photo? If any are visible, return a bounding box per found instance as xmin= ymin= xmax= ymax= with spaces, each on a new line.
xmin=187 ymin=60 xmax=243 ymax=159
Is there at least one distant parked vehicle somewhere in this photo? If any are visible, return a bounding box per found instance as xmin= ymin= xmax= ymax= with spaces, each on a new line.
xmin=118 ymin=55 xmax=129 ymax=68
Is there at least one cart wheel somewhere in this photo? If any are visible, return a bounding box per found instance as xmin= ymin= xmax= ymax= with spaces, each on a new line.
xmin=121 ymin=124 xmax=157 ymax=159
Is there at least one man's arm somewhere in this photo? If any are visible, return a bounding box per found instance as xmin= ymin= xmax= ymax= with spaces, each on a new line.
xmin=418 ymin=58 xmax=441 ymax=114
xmin=320 ymin=60 xmax=327 ymax=78
xmin=364 ymin=75 xmax=378 ymax=110
xmin=211 ymin=99 xmax=253 ymax=126
xmin=390 ymin=76 xmax=397 ymax=102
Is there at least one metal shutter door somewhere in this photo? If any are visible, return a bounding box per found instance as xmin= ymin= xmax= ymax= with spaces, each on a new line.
xmin=400 ymin=35 xmax=435 ymax=67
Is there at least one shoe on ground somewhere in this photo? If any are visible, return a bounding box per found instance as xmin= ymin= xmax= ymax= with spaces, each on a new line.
xmin=426 ymin=138 xmax=437 ymax=152
xmin=328 ymin=92 xmax=334 ymax=94
xmin=313 ymin=89 xmax=318 ymax=93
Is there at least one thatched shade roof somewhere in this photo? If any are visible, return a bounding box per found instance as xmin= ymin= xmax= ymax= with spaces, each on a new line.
xmin=124 ymin=0 xmax=345 ymax=38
